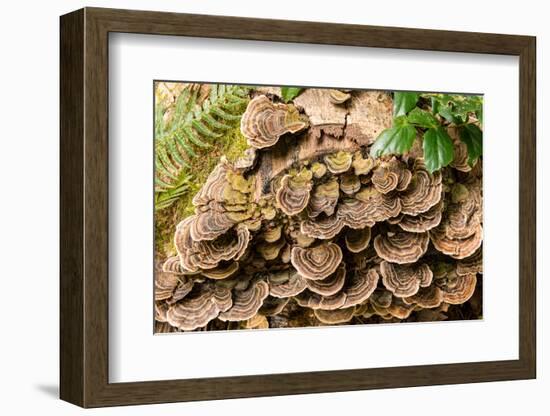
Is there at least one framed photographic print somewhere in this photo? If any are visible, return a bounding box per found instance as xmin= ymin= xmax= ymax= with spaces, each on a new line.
xmin=60 ymin=7 xmax=536 ymax=408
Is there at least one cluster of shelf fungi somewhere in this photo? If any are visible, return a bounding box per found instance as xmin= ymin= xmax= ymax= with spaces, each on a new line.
xmin=155 ymin=88 xmax=483 ymax=333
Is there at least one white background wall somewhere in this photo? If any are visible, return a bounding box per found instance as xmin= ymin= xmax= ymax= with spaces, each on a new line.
xmin=0 ymin=0 xmax=546 ymax=414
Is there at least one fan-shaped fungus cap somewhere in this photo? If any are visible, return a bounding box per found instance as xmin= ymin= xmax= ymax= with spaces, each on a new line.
xmin=306 ymin=263 xmax=346 ymax=296
xmin=399 ymin=163 xmax=443 ymax=215
xmin=329 ymin=89 xmax=352 ymax=104
xmin=345 ymin=227 xmax=372 ymax=253
xmin=189 ymin=210 xmax=236 ymax=242
xmin=166 ymin=283 xmax=232 ymax=331
xmin=308 ymin=177 xmax=340 ymax=217
xmin=314 ymin=307 xmax=355 ymax=324
xmin=295 ymin=290 xmax=347 ymax=310
xmin=336 ymin=199 xmax=376 ymax=229
xmin=192 ymin=161 xmax=229 ymax=207
xmin=241 ymin=95 xmax=308 ymax=149
xmin=201 ymin=262 xmax=240 ymax=280
xmin=291 ymin=243 xmax=343 ymax=280
xmin=430 ymin=225 xmax=483 ymax=259
xmin=354 ymin=186 xmax=402 ymax=223
xmin=219 ymin=280 xmax=270 ymax=322
xmin=155 ymin=270 xmax=181 ymax=301
xmin=275 ymin=168 xmax=313 ymax=216
xmin=456 ymin=248 xmax=483 ymax=276
xmin=352 ymin=152 xmax=375 ymax=175
xmin=397 ymin=200 xmax=443 ymax=233
xmin=301 ymin=214 xmax=345 ymax=240
xmin=342 ymin=267 xmax=380 ymax=307
xmin=168 ymin=279 xmax=196 ymax=304
xmin=162 ymin=255 xmax=187 ymax=275
xmin=386 ymin=298 xmax=415 ymax=319
xmin=324 ymin=151 xmax=353 ymax=174
xmin=268 ymin=269 xmax=307 ymax=298
xmin=441 ymin=273 xmax=477 ymax=304
xmin=380 ymin=261 xmax=433 ymax=297
xmin=339 ymin=173 xmax=361 ymax=195
xmin=175 ymin=220 xmax=250 ymax=271
xmin=403 ymin=285 xmax=443 ymax=308
xmin=374 ymin=231 xmax=429 ymax=264
xmin=372 ymin=158 xmax=410 ymax=194
xmin=234 ymin=148 xmax=258 ymax=171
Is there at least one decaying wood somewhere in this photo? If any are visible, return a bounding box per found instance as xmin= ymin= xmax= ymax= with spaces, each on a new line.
xmin=253 ymin=90 xmax=392 ymax=199
xmin=294 ymin=88 xmax=348 ymax=139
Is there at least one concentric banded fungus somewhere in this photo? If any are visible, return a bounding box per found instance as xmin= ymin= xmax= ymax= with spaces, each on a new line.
xmin=262 ymin=225 xmax=282 ymax=243
xmin=336 ymin=199 xmax=376 ymax=229
xmin=268 ymin=269 xmax=307 ymax=298
xmin=201 ymin=262 xmax=239 ymax=280
xmin=339 ymin=173 xmax=361 ymax=195
xmin=291 ymin=243 xmax=343 ymax=280
xmin=345 ymin=227 xmax=372 ymax=253
xmin=430 ymin=225 xmax=483 ymax=259
xmin=275 ymin=169 xmax=313 ymax=216
xmin=449 ymin=126 xmax=472 ymax=172
xmin=192 ymin=162 xmax=229 ymax=207
xmin=175 ymin=219 xmax=250 ymax=271
xmin=295 ymin=290 xmax=346 ymax=310
xmin=342 ymin=268 xmax=379 ymax=307
xmin=301 ymin=214 xmax=345 ymax=240
xmin=400 ymin=164 xmax=443 ymax=215
xmin=311 ymin=162 xmax=327 ymax=178
xmin=386 ymin=298 xmax=415 ymax=319
xmin=189 ymin=210 xmax=235 ymax=241
xmin=371 ymin=158 xmax=410 ymax=194
xmin=154 ymin=271 xmax=181 ymax=301
xmin=314 ymin=307 xmax=355 ymax=324
xmin=169 ymin=279 xmax=196 ymax=304
xmin=397 ymin=201 xmax=443 ymax=233
xmin=243 ymin=314 xmax=269 ymax=329
xmin=441 ymin=273 xmax=477 ymax=304
xmin=306 ymin=263 xmax=346 ymax=296
xmin=162 ymin=256 xmax=187 ymax=274
xmin=241 ymin=95 xmax=308 ymax=149
xmin=166 ymin=283 xmax=232 ymax=331
xmin=219 ymin=280 xmax=270 ymax=321
xmin=404 ymin=285 xmax=443 ymax=308
xmin=380 ymin=261 xmax=433 ymax=297
xmin=457 ymin=248 xmax=483 ymax=276
xmin=354 ymin=186 xmax=402 ymax=223
xmin=308 ymin=178 xmax=339 ymax=217
xmin=374 ymin=231 xmax=429 ymax=264
xmin=324 ymin=151 xmax=353 ymax=174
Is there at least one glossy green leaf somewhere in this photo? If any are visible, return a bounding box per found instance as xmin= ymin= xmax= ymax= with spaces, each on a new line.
xmin=393 ymin=91 xmax=419 ymax=116
xmin=459 ymin=124 xmax=483 ymax=166
xmin=370 ymin=116 xmax=416 ymax=158
xmin=281 ymin=87 xmax=303 ymax=102
xmin=422 ymin=126 xmax=454 ymax=173
xmin=407 ymin=108 xmax=439 ymax=129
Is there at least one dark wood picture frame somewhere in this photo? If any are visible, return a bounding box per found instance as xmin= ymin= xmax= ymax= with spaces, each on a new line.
xmin=60 ymin=7 xmax=536 ymax=408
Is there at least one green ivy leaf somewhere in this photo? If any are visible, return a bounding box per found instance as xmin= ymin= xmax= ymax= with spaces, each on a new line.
xmin=370 ymin=116 xmax=416 ymax=158
xmin=422 ymin=126 xmax=454 ymax=173
xmin=281 ymin=87 xmax=303 ymax=102
xmin=393 ymin=91 xmax=419 ymax=116
xmin=407 ymin=108 xmax=439 ymax=129
xmin=459 ymin=124 xmax=483 ymax=166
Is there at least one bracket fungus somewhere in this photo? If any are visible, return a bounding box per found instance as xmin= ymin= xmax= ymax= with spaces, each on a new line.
xmin=156 ymin=87 xmax=483 ymax=332
xmin=241 ymin=95 xmax=308 ymax=149
xmin=374 ymin=231 xmax=429 ymax=264
xmin=291 ymin=243 xmax=343 ymax=281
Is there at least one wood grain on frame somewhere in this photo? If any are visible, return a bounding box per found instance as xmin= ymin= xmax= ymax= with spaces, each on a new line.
xmin=60 ymin=7 xmax=536 ymax=408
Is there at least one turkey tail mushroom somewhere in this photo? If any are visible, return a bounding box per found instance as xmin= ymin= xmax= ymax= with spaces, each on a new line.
xmin=290 ymin=243 xmax=343 ymax=281
xmin=241 ymin=95 xmax=308 ymax=149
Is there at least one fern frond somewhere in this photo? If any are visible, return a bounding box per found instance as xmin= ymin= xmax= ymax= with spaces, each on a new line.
xmin=154 ymin=82 xmax=252 ymax=210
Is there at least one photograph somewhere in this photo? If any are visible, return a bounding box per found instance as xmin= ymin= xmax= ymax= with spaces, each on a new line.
xmin=153 ymin=82 xmax=483 ymax=333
